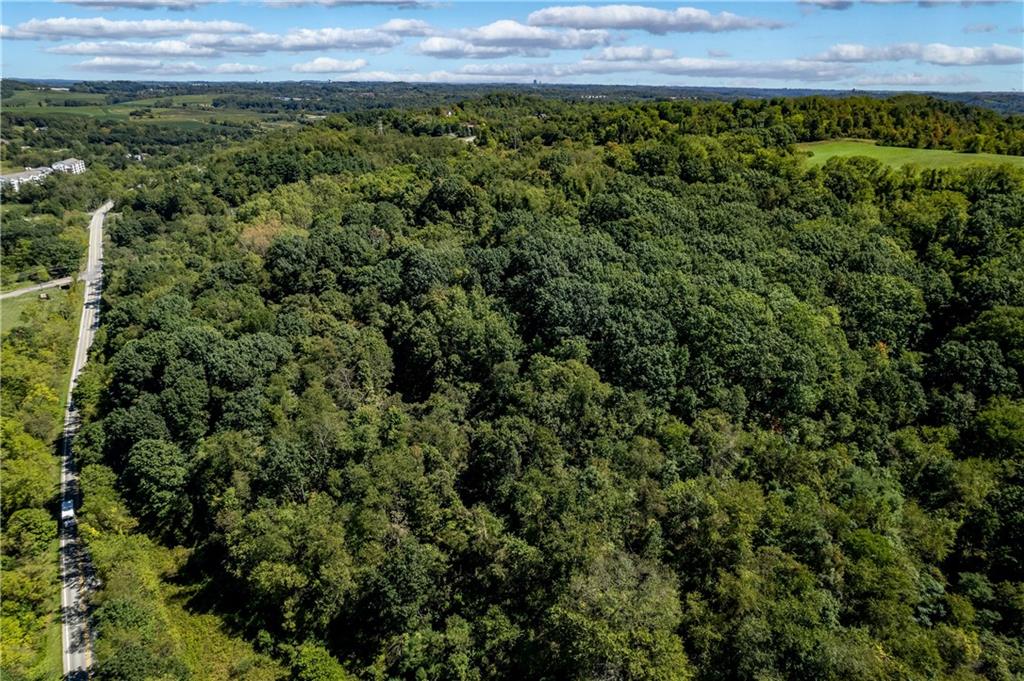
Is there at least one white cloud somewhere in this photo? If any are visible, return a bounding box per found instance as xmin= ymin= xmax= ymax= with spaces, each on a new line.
xmin=48 ymin=39 xmax=219 ymax=56
xmin=274 ymin=68 xmax=509 ymax=83
xmin=527 ymin=5 xmax=783 ymax=34
xmin=581 ymin=57 xmax=856 ymax=81
xmin=251 ymin=55 xmax=862 ymax=84
xmin=0 ymin=25 xmax=35 ymax=40
xmin=707 ymin=49 xmax=731 ymax=58
xmin=457 ymin=57 xmax=858 ymax=82
xmin=417 ymin=37 xmax=536 ymax=59
xmin=58 ymin=0 xmax=217 ymax=9
xmin=291 ymin=56 xmax=368 ymax=72
xmin=265 ymin=0 xmax=423 ymax=6
xmin=415 ymin=19 xmax=609 ymax=59
xmin=460 ymin=20 xmax=608 ymax=48
xmin=377 ymin=19 xmax=436 ymax=36
xmin=865 ymin=0 xmax=1012 ymax=4
xmin=210 ymin=62 xmax=268 ymax=74
xmin=186 ymin=27 xmax=400 ymax=53
xmin=336 ymin=70 xmax=481 ymax=82
xmin=916 ymin=0 xmax=1013 ymax=6
xmin=799 ymin=0 xmax=854 ymax=10
xmin=963 ymin=23 xmax=996 ymax=33
xmin=813 ymin=42 xmax=1024 ymax=65
xmin=270 ymin=61 xmax=862 ymax=84
xmin=595 ymin=46 xmax=675 ymax=61
xmin=73 ymin=56 xmax=266 ymax=74
xmin=855 ymin=72 xmax=980 ymax=86
xmin=277 ymin=27 xmax=401 ymax=51
xmin=12 ymin=17 xmax=251 ymax=39
xmin=799 ymin=0 xmax=1010 ymax=8
xmin=185 ymin=32 xmax=282 ymax=53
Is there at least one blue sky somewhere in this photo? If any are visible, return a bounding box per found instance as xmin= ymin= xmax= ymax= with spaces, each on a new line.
xmin=1 ymin=0 xmax=1021 ymax=89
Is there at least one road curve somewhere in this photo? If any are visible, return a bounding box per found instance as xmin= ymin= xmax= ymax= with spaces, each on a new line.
xmin=60 ymin=200 xmax=113 ymax=680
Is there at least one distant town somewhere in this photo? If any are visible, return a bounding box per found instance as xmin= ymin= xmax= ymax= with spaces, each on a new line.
xmin=1 ymin=157 xmax=86 ymax=191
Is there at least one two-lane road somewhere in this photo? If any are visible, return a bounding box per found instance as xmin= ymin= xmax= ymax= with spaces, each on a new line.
xmin=60 ymin=200 xmax=112 ymax=680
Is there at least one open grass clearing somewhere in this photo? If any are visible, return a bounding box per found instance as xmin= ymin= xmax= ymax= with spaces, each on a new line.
xmin=798 ymin=139 xmax=1024 ymax=169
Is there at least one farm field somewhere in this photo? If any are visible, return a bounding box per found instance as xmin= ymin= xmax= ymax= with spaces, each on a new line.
xmin=3 ymin=89 xmax=109 ymax=106
xmin=798 ymin=139 xmax=1024 ymax=169
xmin=4 ymin=89 xmax=273 ymax=124
xmin=3 ymin=105 xmax=274 ymax=124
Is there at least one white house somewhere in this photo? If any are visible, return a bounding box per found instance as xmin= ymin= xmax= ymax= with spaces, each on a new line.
xmin=0 ymin=167 xmax=53 ymax=192
xmin=52 ymin=158 xmax=86 ymax=174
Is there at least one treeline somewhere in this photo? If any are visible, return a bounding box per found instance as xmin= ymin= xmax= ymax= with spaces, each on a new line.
xmin=72 ymin=102 xmax=1024 ymax=680
xmin=1 ymin=171 xmax=122 ymax=288
xmin=366 ymin=94 xmax=1024 ymax=154
xmin=0 ymin=207 xmax=86 ymax=284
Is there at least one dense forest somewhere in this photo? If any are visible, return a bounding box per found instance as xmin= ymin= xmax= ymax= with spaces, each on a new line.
xmin=2 ymin=89 xmax=1023 ymax=680
xmin=0 ymin=113 xmax=258 ymax=171
xmin=365 ymin=94 xmax=1024 ymax=154
xmin=54 ymin=92 xmax=1024 ymax=680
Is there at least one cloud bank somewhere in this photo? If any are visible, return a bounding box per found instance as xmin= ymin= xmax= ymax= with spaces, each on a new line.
xmin=527 ymin=4 xmax=783 ymax=34
xmin=291 ymin=56 xmax=368 ymax=72
xmin=73 ymin=56 xmax=266 ymax=74
xmin=812 ymin=42 xmax=1023 ymax=65
xmin=9 ymin=17 xmax=251 ymax=39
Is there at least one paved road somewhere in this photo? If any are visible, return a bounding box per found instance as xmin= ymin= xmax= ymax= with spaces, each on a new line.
xmin=60 ymin=200 xmax=112 ymax=680
xmin=0 ymin=277 xmax=76 ymax=301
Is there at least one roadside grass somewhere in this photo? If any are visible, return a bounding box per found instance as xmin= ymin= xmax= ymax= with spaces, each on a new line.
xmin=1 ymin=543 xmax=65 ymax=681
xmin=85 ymin=533 xmax=287 ymax=680
xmin=58 ymin=283 xmax=85 ymax=409
xmin=1 ymin=290 xmax=41 ymax=335
xmin=42 ymin=600 xmax=65 ymax=681
xmin=165 ymin=577 xmax=287 ymax=681
xmin=798 ymin=139 xmax=1024 ymax=169
xmin=1 ymin=284 xmax=83 ymax=407
xmin=0 ymin=282 xmax=82 ymax=681
xmin=0 ymin=287 xmax=75 ymax=335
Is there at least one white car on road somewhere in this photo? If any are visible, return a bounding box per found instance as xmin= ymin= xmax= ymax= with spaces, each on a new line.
xmin=61 ymin=499 xmax=75 ymax=528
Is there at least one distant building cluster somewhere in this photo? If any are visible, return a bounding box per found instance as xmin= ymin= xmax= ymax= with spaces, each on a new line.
xmin=1 ymin=157 xmax=86 ymax=192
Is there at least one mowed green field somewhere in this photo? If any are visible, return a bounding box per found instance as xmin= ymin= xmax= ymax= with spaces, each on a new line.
xmin=0 ymin=286 xmax=75 ymax=335
xmin=798 ymin=139 xmax=1024 ymax=169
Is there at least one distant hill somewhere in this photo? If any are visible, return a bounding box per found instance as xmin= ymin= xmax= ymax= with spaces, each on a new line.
xmin=4 ymin=77 xmax=1023 ymax=115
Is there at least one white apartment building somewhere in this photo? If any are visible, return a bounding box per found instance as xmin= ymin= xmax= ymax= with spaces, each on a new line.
xmin=1 ymin=157 xmax=88 ymax=191
xmin=52 ymin=158 xmax=86 ymax=174
xmin=0 ymin=166 xmax=53 ymax=192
